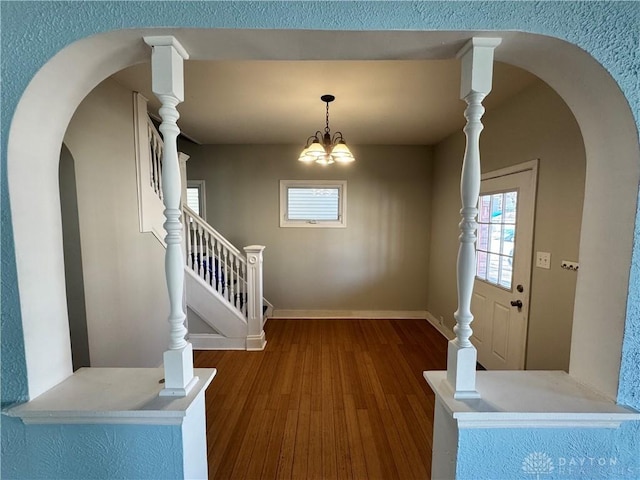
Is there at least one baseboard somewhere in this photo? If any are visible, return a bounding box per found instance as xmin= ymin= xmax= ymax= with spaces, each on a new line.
xmin=271 ymin=309 xmax=428 ymax=319
xmin=246 ymin=331 xmax=267 ymax=351
xmin=189 ymin=334 xmax=246 ymax=350
xmin=425 ymin=311 xmax=456 ymax=340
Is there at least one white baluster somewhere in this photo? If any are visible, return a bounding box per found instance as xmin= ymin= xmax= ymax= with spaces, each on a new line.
xmin=230 ymin=255 xmax=237 ymax=309
xmin=222 ymin=248 xmax=229 ymax=300
xmin=197 ymin=224 xmax=205 ymax=279
xmin=157 ymin=137 xmax=163 ymax=200
xmin=241 ymin=262 xmax=247 ymax=316
xmin=145 ymin=35 xmax=196 ymax=397
xmin=215 ymin=241 xmax=222 ymax=294
xmin=447 ymin=37 xmax=501 ymax=400
xmin=147 ymin=123 xmax=155 ymax=189
xmin=184 ymin=211 xmax=192 ymax=269
xmin=244 ymin=246 xmax=266 ymax=350
xmin=206 ymin=231 xmax=212 ymax=286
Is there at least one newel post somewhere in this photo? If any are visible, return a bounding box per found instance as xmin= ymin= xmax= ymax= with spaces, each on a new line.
xmin=447 ymin=37 xmax=501 ymax=399
xmin=244 ymin=245 xmax=267 ymax=351
xmin=144 ymin=36 xmax=197 ymax=397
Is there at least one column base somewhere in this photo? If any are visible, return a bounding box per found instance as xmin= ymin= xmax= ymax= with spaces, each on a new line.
xmin=159 ymin=376 xmax=199 ymax=397
xmin=446 ymin=340 xmax=480 ymax=399
xmin=160 ymin=343 xmax=196 ymax=397
xmin=246 ymin=332 xmax=266 ymax=351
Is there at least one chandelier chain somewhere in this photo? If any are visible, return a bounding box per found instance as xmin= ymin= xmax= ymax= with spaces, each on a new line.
xmin=325 ymin=101 xmax=331 ymax=134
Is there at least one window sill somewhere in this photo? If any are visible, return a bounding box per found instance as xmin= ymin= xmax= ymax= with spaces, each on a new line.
xmin=3 ymin=367 xmax=216 ymax=425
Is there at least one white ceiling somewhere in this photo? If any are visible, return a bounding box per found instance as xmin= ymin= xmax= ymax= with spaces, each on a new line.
xmin=111 ymin=38 xmax=538 ymax=146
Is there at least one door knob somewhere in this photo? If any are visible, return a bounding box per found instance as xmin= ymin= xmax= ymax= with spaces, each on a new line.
xmin=510 ymin=299 xmax=523 ymax=309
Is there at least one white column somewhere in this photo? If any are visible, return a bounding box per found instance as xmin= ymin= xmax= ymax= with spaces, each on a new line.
xmin=144 ymin=36 xmax=198 ymax=397
xmin=447 ymin=37 xmax=502 ymax=399
xmin=244 ymin=245 xmax=267 ymax=351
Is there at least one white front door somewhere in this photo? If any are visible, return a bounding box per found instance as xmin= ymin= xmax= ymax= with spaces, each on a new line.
xmin=471 ymin=161 xmax=538 ymax=370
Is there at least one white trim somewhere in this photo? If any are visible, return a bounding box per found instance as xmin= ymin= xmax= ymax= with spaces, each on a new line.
xmin=143 ymin=36 xmax=190 ymax=60
xmin=424 ymin=370 xmax=640 ymax=429
xmin=481 ymin=158 xmax=539 ymax=181
xmin=246 ymin=332 xmax=267 ymax=351
xmin=279 ymin=179 xmax=347 ymax=228
xmin=158 ymin=375 xmax=200 ymax=397
xmin=4 ymin=368 xmax=216 ymax=425
xmin=272 ymin=309 xmax=427 ymax=319
xmin=426 ymin=311 xmax=456 ymax=340
xmin=188 ymin=334 xmax=246 ymax=350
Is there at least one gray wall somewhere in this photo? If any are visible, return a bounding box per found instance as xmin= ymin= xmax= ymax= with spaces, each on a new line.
xmin=64 ymin=79 xmax=170 ymax=367
xmin=59 ymin=144 xmax=90 ymax=370
xmin=427 ymin=81 xmax=585 ymax=371
xmin=183 ymin=144 xmax=433 ymax=312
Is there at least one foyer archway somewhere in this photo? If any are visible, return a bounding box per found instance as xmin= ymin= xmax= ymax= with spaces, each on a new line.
xmin=7 ymin=28 xmax=639 ymax=402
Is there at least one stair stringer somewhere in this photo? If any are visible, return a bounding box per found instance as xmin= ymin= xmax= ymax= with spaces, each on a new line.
xmin=185 ymin=268 xmax=248 ymax=340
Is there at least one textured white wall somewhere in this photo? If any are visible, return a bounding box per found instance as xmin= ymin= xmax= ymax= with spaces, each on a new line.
xmin=64 ymin=79 xmax=170 ymax=368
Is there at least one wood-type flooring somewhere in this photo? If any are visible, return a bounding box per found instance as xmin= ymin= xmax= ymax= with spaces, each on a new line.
xmin=193 ymin=318 xmax=448 ymax=479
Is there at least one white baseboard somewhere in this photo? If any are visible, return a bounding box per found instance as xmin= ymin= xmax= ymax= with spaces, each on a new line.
xmin=425 ymin=311 xmax=456 ymax=340
xmin=246 ymin=331 xmax=267 ymax=351
xmin=189 ymin=334 xmax=246 ymax=350
xmin=271 ymin=309 xmax=428 ymax=319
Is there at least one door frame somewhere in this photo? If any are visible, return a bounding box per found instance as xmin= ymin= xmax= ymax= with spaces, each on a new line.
xmin=478 ymin=159 xmax=539 ymax=369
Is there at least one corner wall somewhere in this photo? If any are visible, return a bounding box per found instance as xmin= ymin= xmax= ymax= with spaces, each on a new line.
xmin=63 ymin=78 xmax=169 ymax=367
xmin=427 ymin=80 xmax=586 ymax=371
xmin=183 ymin=144 xmax=433 ymax=312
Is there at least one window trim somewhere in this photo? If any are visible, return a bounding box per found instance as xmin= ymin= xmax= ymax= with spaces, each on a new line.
xmin=187 ymin=180 xmax=206 ymax=220
xmin=279 ymin=180 xmax=347 ymax=228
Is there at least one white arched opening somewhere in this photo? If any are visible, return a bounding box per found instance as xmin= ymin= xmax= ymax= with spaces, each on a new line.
xmin=8 ymin=29 xmax=639 ymax=400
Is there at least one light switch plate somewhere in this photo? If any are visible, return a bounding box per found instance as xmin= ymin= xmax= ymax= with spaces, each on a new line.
xmin=536 ymin=251 xmax=551 ymax=269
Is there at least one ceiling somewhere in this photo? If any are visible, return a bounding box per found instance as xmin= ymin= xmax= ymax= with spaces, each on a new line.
xmin=111 ymin=56 xmax=538 ymax=147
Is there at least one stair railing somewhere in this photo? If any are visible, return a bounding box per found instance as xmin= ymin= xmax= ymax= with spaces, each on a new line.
xmin=136 ymin=93 xmax=268 ymax=348
xmin=148 ymin=117 xmax=164 ymax=202
xmin=183 ymin=205 xmax=248 ymax=319
xmin=133 ymin=93 xmax=166 ymax=244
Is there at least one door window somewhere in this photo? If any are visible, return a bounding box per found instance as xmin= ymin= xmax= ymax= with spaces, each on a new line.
xmin=476 ymin=190 xmax=517 ymax=290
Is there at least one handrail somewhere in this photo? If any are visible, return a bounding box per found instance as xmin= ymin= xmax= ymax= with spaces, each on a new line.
xmin=182 ymin=204 xmax=243 ymax=257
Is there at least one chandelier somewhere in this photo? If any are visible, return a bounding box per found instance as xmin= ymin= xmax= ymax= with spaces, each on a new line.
xmin=298 ymin=94 xmax=355 ymax=165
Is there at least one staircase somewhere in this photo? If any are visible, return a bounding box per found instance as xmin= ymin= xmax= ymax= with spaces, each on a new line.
xmin=133 ymin=92 xmax=271 ymax=350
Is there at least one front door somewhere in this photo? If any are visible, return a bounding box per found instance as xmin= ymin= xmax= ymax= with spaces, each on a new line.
xmin=471 ymin=161 xmax=538 ymax=370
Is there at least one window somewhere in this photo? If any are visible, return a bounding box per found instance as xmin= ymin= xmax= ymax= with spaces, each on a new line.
xmin=279 ymin=180 xmax=347 ymax=228
xmin=475 ymin=190 xmax=517 ymax=290
xmin=186 ymin=180 xmax=206 ymax=219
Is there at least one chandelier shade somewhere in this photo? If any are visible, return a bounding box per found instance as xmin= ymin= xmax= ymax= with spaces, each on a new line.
xmin=298 ymin=95 xmax=355 ymax=165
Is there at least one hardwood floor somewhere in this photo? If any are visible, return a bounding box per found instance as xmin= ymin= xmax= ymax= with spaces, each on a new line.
xmin=193 ymin=319 xmax=448 ymax=479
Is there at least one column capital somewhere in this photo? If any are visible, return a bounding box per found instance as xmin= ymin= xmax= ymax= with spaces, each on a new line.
xmin=244 ymin=245 xmax=266 ymax=254
xmin=144 ymin=36 xmax=189 ymax=101
xmin=143 ymin=36 xmax=190 ymax=59
xmin=457 ymin=37 xmax=502 ymax=98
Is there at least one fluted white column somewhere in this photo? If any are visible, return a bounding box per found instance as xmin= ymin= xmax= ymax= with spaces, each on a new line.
xmin=244 ymin=245 xmax=267 ymax=351
xmin=447 ymin=38 xmax=502 ymax=399
xmin=144 ymin=36 xmax=198 ymax=397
